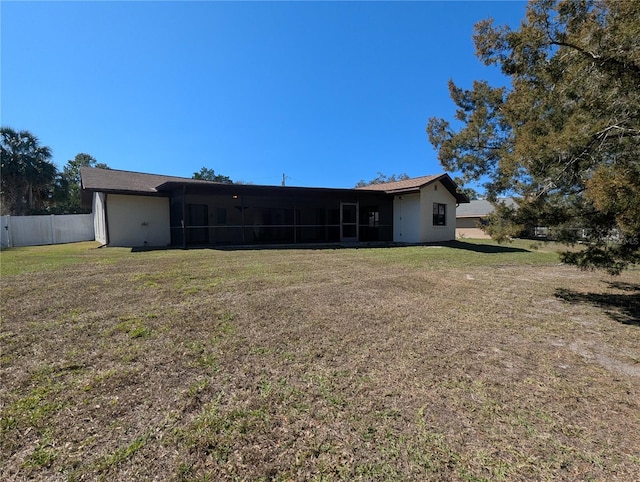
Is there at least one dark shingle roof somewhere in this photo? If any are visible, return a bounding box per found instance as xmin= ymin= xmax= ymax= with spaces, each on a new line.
xmin=356 ymin=174 xmax=469 ymax=203
xmin=80 ymin=167 xmax=215 ymax=194
xmin=80 ymin=168 xmax=469 ymax=203
xmin=355 ymin=175 xmax=442 ymax=193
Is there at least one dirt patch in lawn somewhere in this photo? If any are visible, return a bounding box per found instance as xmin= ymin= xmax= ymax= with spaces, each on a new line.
xmin=1 ymin=243 xmax=639 ymax=481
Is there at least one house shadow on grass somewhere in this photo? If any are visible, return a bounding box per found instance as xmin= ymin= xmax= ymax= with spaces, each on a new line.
xmin=555 ymin=281 xmax=640 ymax=326
xmin=439 ymin=240 xmax=530 ymax=254
xmin=131 ymin=240 xmax=531 ymax=254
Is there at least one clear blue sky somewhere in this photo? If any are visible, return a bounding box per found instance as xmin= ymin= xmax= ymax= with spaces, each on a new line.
xmin=1 ymin=1 xmax=527 ymax=189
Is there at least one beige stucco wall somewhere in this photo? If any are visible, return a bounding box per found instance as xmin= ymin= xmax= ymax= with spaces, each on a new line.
xmin=456 ymin=228 xmax=490 ymax=239
xmin=456 ymin=217 xmax=491 ymax=239
xmin=456 ymin=217 xmax=480 ymax=229
xmin=392 ymin=182 xmax=457 ymax=243
xmin=106 ymin=194 xmax=170 ymax=247
xmin=419 ymin=182 xmax=456 ymax=242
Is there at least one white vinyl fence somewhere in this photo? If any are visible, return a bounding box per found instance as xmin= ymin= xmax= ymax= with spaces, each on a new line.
xmin=0 ymin=214 xmax=95 ymax=248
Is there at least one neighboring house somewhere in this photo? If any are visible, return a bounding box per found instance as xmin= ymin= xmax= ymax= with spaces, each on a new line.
xmin=455 ymin=198 xmax=517 ymax=239
xmin=80 ymin=167 xmax=469 ymax=248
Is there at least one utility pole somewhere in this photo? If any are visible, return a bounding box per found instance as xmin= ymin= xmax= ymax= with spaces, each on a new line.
xmin=282 ymin=173 xmax=286 ymax=187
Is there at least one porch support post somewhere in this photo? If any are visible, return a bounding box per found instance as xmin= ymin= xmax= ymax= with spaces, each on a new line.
xmin=241 ymin=195 xmax=245 ymax=244
xmin=182 ymin=184 xmax=187 ymax=249
xmin=293 ymin=198 xmax=297 ymax=244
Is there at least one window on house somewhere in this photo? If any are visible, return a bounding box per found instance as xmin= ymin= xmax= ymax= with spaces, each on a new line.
xmin=433 ymin=203 xmax=446 ymax=226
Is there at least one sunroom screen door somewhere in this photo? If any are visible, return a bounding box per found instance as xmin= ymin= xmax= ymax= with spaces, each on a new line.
xmin=340 ymin=202 xmax=358 ymax=243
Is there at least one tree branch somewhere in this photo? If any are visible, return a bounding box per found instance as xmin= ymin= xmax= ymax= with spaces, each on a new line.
xmin=594 ymin=125 xmax=640 ymax=141
xmin=550 ymin=39 xmax=640 ymax=79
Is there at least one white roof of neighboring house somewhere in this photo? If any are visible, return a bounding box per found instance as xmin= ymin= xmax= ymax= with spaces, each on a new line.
xmin=456 ymin=198 xmax=518 ymax=218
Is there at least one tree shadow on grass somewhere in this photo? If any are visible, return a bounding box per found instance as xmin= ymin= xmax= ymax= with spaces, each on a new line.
xmin=555 ymin=281 xmax=640 ymax=326
xmin=440 ymin=240 xmax=530 ymax=254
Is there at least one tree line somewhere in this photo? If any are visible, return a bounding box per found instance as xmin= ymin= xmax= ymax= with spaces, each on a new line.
xmin=0 ymin=127 xmax=109 ymax=216
xmin=1 ymin=127 xmax=237 ymax=216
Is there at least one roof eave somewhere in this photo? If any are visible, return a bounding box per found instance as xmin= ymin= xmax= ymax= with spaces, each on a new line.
xmin=372 ymin=186 xmax=420 ymax=195
xmin=155 ymin=181 xmax=392 ymax=197
xmin=82 ymin=187 xmax=167 ymax=197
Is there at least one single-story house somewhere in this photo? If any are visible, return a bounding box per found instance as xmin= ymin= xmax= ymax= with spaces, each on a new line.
xmin=455 ymin=198 xmax=517 ymax=239
xmin=80 ymin=167 xmax=469 ymax=248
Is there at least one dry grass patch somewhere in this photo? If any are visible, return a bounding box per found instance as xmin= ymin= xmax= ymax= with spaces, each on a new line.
xmin=1 ymin=240 xmax=639 ymax=481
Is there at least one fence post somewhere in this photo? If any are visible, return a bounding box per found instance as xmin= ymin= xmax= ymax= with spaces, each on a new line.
xmin=1 ymin=215 xmax=11 ymax=248
xmin=50 ymin=214 xmax=56 ymax=244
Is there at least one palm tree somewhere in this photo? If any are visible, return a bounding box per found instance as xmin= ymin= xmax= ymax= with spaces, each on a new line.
xmin=1 ymin=127 xmax=55 ymax=215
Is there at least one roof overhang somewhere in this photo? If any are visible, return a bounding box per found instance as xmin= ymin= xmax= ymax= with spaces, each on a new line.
xmin=80 ymin=187 xmax=169 ymax=208
xmin=156 ymin=181 xmax=391 ymax=199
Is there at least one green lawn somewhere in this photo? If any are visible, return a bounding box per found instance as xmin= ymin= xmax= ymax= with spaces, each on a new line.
xmin=1 ymin=240 xmax=639 ymax=481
